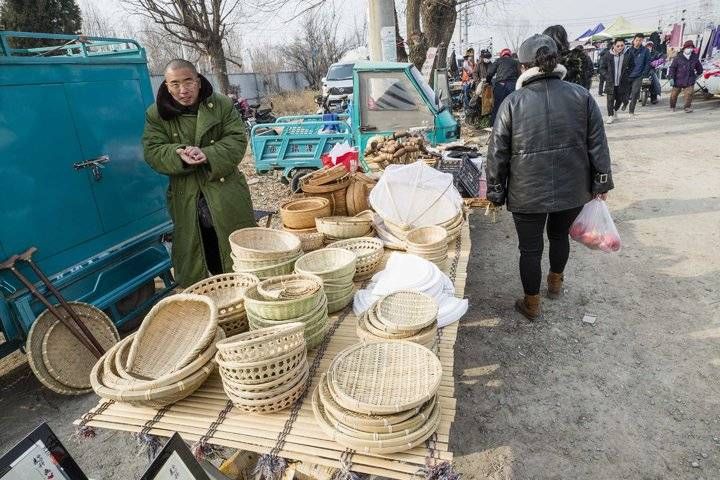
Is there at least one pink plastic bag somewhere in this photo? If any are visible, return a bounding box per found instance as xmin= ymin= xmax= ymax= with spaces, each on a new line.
xmin=569 ymin=199 xmax=622 ymax=253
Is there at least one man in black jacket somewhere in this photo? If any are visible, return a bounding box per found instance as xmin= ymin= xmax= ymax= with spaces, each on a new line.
xmin=486 ymin=48 xmax=521 ymax=125
xmin=599 ymin=38 xmax=634 ymax=124
xmin=596 ymin=40 xmax=612 ymax=95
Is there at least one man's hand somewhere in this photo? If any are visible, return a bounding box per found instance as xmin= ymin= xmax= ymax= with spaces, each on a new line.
xmin=176 ymin=147 xmax=207 ymax=165
xmin=594 ymin=193 xmax=608 ymax=201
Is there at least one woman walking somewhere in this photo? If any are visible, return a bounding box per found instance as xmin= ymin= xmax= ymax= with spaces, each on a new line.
xmin=485 ymin=34 xmax=614 ymax=320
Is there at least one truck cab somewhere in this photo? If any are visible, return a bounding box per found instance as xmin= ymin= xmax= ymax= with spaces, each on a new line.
xmin=251 ymin=62 xmax=459 ymax=179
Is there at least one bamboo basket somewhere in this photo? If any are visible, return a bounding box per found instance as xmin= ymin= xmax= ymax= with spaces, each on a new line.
xmin=183 ymin=273 xmax=259 ymax=319
xmin=327 ymin=237 xmax=384 ymax=280
xmin=126 ymin=294 xmax=218 ymax=379
xmin=215 ymin=322 xmax=305 ymax=363
xmin=316 ymin=217 xmax=373 ymax=240
xmin=243 ymin=281 xmax=325 ymax=321
xmin=229 ymin=228 xmax=302 ymax=260
xmin=405 ymin=226 xmax=448 ymax=251
xmin=305 ymin=165 xmax=347 ymax=186
xmin=294 ymin=248 xmax=357 ymax=281
xmin=232 ymin=254 xmax=301 ymax=280
xmin=216 ymin=343 xmax=307 ymax=385
xmin=257 ymin=274 xmax=323 ymax=301
xmin=280 ymin=197 xmax=332 ymax=230
xmin=300 ymin=175 xmax=351 ymax=194
xmin=376 ymin=291 xmax=438 ymax=333
xmin=218 ymin=313 xmax=249 ymax=337
xmin=223 ymin=362 xmax=309 ymax=401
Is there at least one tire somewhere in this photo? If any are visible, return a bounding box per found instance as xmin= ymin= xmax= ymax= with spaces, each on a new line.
xmin=290 ymin=168 xmax=315 ymax=193
xmin=641 ymin=90 xmax=649 ymax=107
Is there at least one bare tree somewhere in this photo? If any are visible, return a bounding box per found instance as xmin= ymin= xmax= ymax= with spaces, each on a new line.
xmin=499 ymin=15 xmax=531 ymax=52
xmin=121 ymin=0 xmax=244 ymax=93
xmin=285 ymin=11 xmax=352 ymax=89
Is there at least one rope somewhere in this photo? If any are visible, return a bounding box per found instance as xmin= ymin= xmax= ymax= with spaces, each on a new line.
xmin=72 ymin=399 xmax=115 ymax=441
xmin=333 ymin=449 xmax=361 ymax=480
xmin=134 ymin=404 xmax=172 ymax=462
xmin=255 ymin=308 xmax=353 ymax=480
xmin=192 ymin=400 xmax=234 ymax=461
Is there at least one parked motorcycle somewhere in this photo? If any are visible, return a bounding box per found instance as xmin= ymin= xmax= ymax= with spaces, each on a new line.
xmin=232 ymin=95 xmax=276 ymax=132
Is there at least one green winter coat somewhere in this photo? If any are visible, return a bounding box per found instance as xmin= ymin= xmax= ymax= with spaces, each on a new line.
xmin=142 ymin=89 xmax=255 ymax=287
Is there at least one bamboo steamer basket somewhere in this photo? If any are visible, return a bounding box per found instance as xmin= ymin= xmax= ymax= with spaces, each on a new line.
xmin=280 ymin=197 xmax=332 ymax=230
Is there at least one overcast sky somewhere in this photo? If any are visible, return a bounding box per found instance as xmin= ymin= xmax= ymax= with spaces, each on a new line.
xmin=86 ymin=0 xmax=717 ymax=58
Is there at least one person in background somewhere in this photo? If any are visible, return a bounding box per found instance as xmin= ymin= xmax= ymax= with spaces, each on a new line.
xmin=599 ymin=38 xmax=634 ymax=124
xmin=486 ymin=48 xmax=521 ymax=125
xmin=624 ymin=33 xmax=651 ymax=116
xmin=646 ymin=41 xmax=663 ymax=104
xmin=143 ymin=59 xmax=256 ymax=287
xmin=542 ymin=25 xmax=594 ymax=89
xmin=462 ymin=48 xmax=476 ymax=109
xmin=474 ymin=49 xmax=493 ymax=83
xmin=486 ymin=34 xmax=613 ymax=321
xmin=668 ymin=40 xmax=703 ymax=113
xmin=597 ymin=40 xmax=613 ymax=96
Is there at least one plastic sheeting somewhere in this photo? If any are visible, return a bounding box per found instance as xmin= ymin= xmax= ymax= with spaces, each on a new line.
xmin=353 ymin=253 xmax=468 ymax=328
xmin=369 ymin=161 xmax=463 ymax=229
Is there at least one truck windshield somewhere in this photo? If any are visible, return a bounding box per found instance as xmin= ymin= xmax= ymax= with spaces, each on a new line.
xmin=327 ymin=64 xmax=354 ymax=81
xmin=410 ymin=66 xmax=442 ymax=111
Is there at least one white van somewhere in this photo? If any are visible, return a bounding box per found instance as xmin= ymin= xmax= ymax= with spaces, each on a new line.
xmin=322 ymin=62 xmax=355 ymax=109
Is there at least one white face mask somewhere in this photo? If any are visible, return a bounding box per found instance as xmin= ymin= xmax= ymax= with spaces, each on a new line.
xmin=483 ymin=58 xmax=490 ymax=63
xmin=684 ymin=48 xmax=693 ymax=55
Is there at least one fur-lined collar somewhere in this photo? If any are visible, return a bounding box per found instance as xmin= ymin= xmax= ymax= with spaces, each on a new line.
xmin=156 ymin=74 xmax=214 ymax=121
xmin=516 ymin=64 xmax=567 ymax=90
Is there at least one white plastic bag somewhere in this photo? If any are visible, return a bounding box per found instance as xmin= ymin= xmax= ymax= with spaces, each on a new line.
xmin=569 ymin=199 xmax=622 ymax=253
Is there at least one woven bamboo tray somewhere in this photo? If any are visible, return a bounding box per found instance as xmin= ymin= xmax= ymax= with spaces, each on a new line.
xmin=257 ymin=274 xmax=323 ymax=301
xmin=216 ymin=322 xmax=305 ymax=363
xmin=40 ymin=303 xmax=120 ymax=390
xmin=376 ymin=291 xmax=438 ymax=333
xmin=305 ymin=166 xmax=347 ymax=186
xmin=301 ymin=175 xmax=350 ymax=194
xmin=295 ymin=248 xmax=357 ymax=281
xmin=312 ymin=382 xmax=442 ymax=454
xmin=126 ymin=294 xmax=218 ymax=379
xmin=229 ymin=228 xmax=302 ymax=260
xmin=184 ymin=273 xmax=259 ymax=318
xmin=244 ymin=283 xmax=325 ymax=321
xmin=327 ymin=341 xmax=442 ymax=415
xmin=75 ymin=220 xmax=471 ymax=480
xmin=327 ymin=237 xmax=384 ymax=280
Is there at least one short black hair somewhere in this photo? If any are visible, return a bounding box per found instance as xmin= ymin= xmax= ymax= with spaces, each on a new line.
xmin=634 ymin=33 xmax=645 ymax=39
xmin=614 ymin=38 xmax=626 ymax=45
xmin=165 ymin=59 xmax=198 ymax=74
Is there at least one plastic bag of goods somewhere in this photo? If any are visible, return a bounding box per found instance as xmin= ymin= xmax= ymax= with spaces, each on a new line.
xmin=321 ymin=142 xmax=358 ymax=173
xmin=569 ymin=199 xmax=622 ymax=253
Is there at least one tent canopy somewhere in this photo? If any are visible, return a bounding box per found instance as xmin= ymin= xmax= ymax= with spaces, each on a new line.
xmin=576 ymin=23 xmax=605 ymax=41
xmin=593 ymin=17 xmax=654 ymax=40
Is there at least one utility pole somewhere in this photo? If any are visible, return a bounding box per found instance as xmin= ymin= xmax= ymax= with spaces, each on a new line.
xmin=458 ymin=7 xmax=464 ymax=57
xmin=368 ymin=0 xmax=397 ymax=62
xmin=464 ymin=2 xmax=470 ymax=53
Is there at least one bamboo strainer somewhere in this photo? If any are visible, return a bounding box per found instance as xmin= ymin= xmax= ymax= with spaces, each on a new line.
xmin=327 ymin=341 xmax=442 ymax=415
xmin=126 ymin=294 xmax=218 ymax=379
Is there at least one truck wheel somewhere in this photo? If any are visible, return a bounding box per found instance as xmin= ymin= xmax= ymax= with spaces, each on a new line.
xmin=290 ymin=168 xmax=315 ymax=193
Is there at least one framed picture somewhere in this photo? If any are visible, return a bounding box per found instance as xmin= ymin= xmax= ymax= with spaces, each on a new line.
xmin=140 ymin=433 xmax=211 ymax=480
xmin=0 ymin=422 xmax=87 ymax=480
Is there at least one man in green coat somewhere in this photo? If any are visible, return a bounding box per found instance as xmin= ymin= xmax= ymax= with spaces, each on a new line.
xmin=143 ymin=59 xmax=255 ymax=287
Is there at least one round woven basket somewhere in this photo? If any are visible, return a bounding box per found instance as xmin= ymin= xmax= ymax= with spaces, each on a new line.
xmin=305 ymin=166 xmax=348 ymax=186
xmin=233 ymin=254 xmax=301 ymax=280
xmin=126 ymin=294 xmax=218 ymax=379
xmin=218 ymin=312 xmax=249 ymax=337
xmin=327 ymin=237 xmax=384 ymax=280
xmin=39 ymin=302 xmax=120 ymax=390
xmin=184 ymin=273 xmax=259 ymax=318
xmin=282 ymin=227 xmax=325 ymax=252
xmin=294 ymin=248 xmax=357 ymax=281
xmin=376 ymin=291 xmax=438 ymax=333
xmin=216 ymin=322 xmax=305 ymax=363
xmin=223 ymin=361 xmax=308 ymax=401
xmin=316 ymin=217 xmax=372 ymax=240
xmin=227 ymin=368 xmax=308 ymax=413
xmin=280 ymin=197 xmax=332 ymax=230
xmin=229 ymin=228 xmax=302 ymax=260
xmin=247 ymin=298 xmax=328 ymax=333
xmin=327 ymin=341 xmax=442 ymax=415
xmin=312 ymin=381 xmax=441 ymax=454
xmin=301 ymin=174 xmax=351 ymax=194
xmin=405 ymin=226 xmax=448 ymax=250
xmin=216 ymin=343 xmax=307 ymax=385
xmin=327 ymin=288 xmax=355 ymax=314
xmin=243 ymin=281 xmax=325 ymax=321
xmin=257 ymin=274 xmax=323 ymax=301
xmin=360 ymin=311 xmax=413 ymax=340
xmin=346 ymin=180 xmax=373 ymax=217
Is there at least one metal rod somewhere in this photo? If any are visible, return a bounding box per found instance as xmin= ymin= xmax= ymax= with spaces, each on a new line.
xmin=0 ymin=256 xmax=102 ymax=359
xmin=17 ymin=247 xmax=106 ymax=355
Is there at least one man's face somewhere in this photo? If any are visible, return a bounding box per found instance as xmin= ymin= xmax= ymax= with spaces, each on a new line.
xmin=165 ymin=68 xmax=200 ymax=106
xmin=614 ymin=41 xmax=625 ymax=54
xmin=633 ymin=37 xmax=642 ymax=48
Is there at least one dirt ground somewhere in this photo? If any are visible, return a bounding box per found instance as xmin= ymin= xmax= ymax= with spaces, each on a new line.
xmin=1 ymin=87 xmax=719 ymax=479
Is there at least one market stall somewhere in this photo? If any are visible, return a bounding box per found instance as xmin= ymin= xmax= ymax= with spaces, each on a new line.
xmin=74 ymin=154 xmax=477 ymax=480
